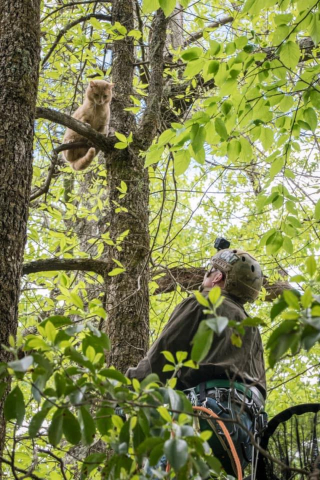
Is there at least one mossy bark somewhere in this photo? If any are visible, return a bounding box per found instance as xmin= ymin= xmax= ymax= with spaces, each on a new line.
xmin=0 ymin=0 xmax=41 ymax=471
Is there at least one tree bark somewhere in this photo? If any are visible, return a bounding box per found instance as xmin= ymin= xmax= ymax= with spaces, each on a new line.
xmin=0 ymin=0 xmax=41 ymax=472
xmin=103 ymin=0 xmax=149 ymax=373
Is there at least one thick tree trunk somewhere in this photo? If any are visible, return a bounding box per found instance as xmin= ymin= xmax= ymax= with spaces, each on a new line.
xmin=0 ymin=0 xmax=40 ymax=471
xmin=105 ymin=147 xmax=150 ymax=372
xmin=104 ymin=0 xmax=150 ymax=372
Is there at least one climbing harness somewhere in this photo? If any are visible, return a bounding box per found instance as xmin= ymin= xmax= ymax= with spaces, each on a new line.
xmin=184 ymin=382 xmax=267 ymax=479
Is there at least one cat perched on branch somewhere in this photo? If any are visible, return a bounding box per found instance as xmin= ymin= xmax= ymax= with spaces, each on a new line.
xmin=63 ymin=80 xmax=114 ymax=171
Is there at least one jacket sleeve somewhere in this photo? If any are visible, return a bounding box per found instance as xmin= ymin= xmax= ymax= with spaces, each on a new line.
xmin=126 ymin=296 xmax=204 ymax=383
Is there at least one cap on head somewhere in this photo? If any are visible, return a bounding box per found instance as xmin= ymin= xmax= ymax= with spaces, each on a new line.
xmin=209 ymin=249 xmax=263 ymax=303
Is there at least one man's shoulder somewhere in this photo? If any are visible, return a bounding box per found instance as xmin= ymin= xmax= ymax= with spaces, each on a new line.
xmin=217 ymin=294 xmax=247 ymax=319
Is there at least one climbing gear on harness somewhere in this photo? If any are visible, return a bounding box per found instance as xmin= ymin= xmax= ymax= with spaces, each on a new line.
xmin=206 ymin=248 xmax=263 ymax=303
xmin=184 ymin=382 xmax=267 ymax=479
xmin=195 ymin=380 xmax=265 ymax=410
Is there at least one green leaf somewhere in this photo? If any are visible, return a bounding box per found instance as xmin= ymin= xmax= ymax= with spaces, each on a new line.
xmin=208 ymin=286 xmax=221 ymax=305
xmin=279 ymin=41 xmax=300 ymax=69
xmin=279 ymin=95 xmax=294 ymax=112
xmin=306 ymin=256 xmax=317 ymax=276
xmin=190 ymin=124 xmax=206 ymax=153
xmin=206 ymin=316 xmax=228 ymax=335
xmin=70 ymin=292 xmax=84 ymax=309
xmin=283 ymin=290 xmax=300 ymax=309
xmin=29 ymin=407 xmax=51 ymax=438
xmin=271 ymin=298 xmax=288 ymax=320
xmin=266 ymin=231 xmax=283 ymax=254
xmin=301 ymin=288 xmax=313 ymax=309
xmin=8 ymin=356 xmax=33 ymax=372
xmin=174 ymin=150 xmax=191 ymax=176
xmin=80 ymin=406 xmax=96 ymax=446
xmin=310 ymin=90 xmax=320 ymax=110
xmin=214 ymin=118 xmax=228 ymax=140
xmin=96 ymin=407 xmax=113 ymax=436
xmin=63 ymin=409 xmax=82 ymax=445
xmin=260 ymin=127 xmax=274 ymax=150
xmin=304 ymin=107 xmax=317 ymax=132
xmin=181 ymin=47 xmax=202 ymax=61
xmin=81 ymin=453 xmax=106 ymax=480
xmin=207 ymin=60 xmax=219 ymax=75
xmin=243 ymin=0 xmax=256 ymax=14
xmin=191 ymin=321 xmax=213 ymax=363
xmin=39 ymin=316 xmax=72 ymax=328
xmin=159 ymin=0 xmax=176 ymax=16
xmin=193 ymin=291 xmax=209 ymax=307
xmin=315 ymin=199 xmax=320 ymax=220
xmin=227 ymin=139 xmax=241 ymax=160
xmin=161 ymin=351 xmax=175 ymax=364
xmin=309 ymin=13 xmax=320 ymax=45
xmin=48 ymin=409 xmax=63 ymax=446
xmin=142 ymin=0 xmax=160 ymax=14
xmin=274 ymin=13 xmax=293 ymax=25
xmin=164 ymin=438 xmax=188 ymax=470
xmin=100 ymin=368 xmax=128 ymax=384
xmin=283 ymin=236 xmax=293 ymax=254
xmin=270 ymin=157 xmax=284 ymax=179
xmin=209 ymin=40 xmax=220 ymax=55
xmin=108 ymin=267 xmax=125 ymax=276
xmin=4 ymin=386 xmax=25 ymax=426
xmin=115 ymin=132 xmax=127 ymax=143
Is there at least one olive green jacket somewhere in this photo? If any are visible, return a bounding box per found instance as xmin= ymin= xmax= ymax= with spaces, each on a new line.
xmin=126 ymin=291 xmax=267 ymax=398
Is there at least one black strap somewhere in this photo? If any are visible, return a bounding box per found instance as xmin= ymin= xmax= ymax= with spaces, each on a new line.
xmin=199 ymin=382 xmax=206 ymax=403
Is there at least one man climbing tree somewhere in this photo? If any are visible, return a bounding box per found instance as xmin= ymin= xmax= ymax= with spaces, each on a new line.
xmin=127 ymin=245 xmax=267 ymax=477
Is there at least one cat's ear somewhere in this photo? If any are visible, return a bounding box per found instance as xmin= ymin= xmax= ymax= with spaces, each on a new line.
xmin=109 ymin=83 xmax=115 ymax=89
xmin=89 ymin=81 xmax=96 ymax=87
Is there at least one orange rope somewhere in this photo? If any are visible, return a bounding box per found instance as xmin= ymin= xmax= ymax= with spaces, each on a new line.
xmin=165 ymin=406 xmax=243 ymax=479
xmin=192 ymin=405 xmax=243 ymax=480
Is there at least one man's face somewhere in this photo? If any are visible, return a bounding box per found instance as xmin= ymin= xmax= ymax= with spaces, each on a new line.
xmin=202 ymin=269 xmax=225 ymax=289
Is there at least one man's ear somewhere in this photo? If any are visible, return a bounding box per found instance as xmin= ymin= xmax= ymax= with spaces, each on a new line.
xmin=211 ymin=270 xmax=223 ymax=285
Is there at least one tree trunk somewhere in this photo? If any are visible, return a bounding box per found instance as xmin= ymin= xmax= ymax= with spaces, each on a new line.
xmin=0 ymin=0 xmax=40 ymax=471
xmin=104 ymin=0 xmax=150 ymax=372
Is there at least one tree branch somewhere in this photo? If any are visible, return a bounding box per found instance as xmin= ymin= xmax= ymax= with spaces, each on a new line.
xmin=23 ymin=258 xmax=108 ymax=276
xmin=41 ymin=1 xmax=113 ymax=23
xmin=138 ymin=9 xmax=168 ymax=148
xmin=22 ymin=260 xmax=292 ymax=301
xmin=152 ymin=266 xmax=293 ymax=301
xmin=36 ymin=107 xmax=116 ymax=151
xmin=41 ymin=13 xmax=112 ymax=67
xmin=30 ymin=151 xmax=61 ymax=201
xmin=183 ymin=16 xmax=234 ymax=47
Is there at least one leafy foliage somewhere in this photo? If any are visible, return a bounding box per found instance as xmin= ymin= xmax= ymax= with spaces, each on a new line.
xmin=5 ymin=0 xmax=320 ymax=476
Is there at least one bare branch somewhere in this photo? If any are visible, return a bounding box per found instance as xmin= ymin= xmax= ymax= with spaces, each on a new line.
xmin=36 ymin=107 xmax=116 ymax=151
xmin=183 ymin=16 xmax=234 ymax=47
xmin=54 ymin=141 xmax=95 ymax=154
xmin=30 ymin=151 xmax=60 ymax=201
xmin=0 ymin=456 xmax=43 ymax=480
xmin=41 ymin=1 xmax=113 ymax=23
xmin=138 ymin=9 xmax=168 ymax=147
xmin=41 ymin=13 xmax=112 ymax=67
xmin=23 ymin=258 xmax=108 ymax=276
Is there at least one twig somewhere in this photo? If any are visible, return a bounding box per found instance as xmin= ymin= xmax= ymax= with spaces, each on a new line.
xmin=41 ymin=0 xmax=113 ymax=23
xmin=41 ymin=13 xmax=112 ymax=67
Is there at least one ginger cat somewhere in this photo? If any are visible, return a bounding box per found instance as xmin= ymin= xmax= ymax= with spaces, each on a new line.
xmin=63 ymin=80 xmax=114 ymax=171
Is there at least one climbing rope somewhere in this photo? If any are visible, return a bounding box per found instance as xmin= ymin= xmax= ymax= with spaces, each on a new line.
xmin=165 ymin=405 xmax=243 ymax=478
xmin=193 ymin=405 xmax=243 ymax=480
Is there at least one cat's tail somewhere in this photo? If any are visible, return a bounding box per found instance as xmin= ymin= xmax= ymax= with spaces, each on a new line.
xmin=70 ymin=147 xmax=96 ymax=171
